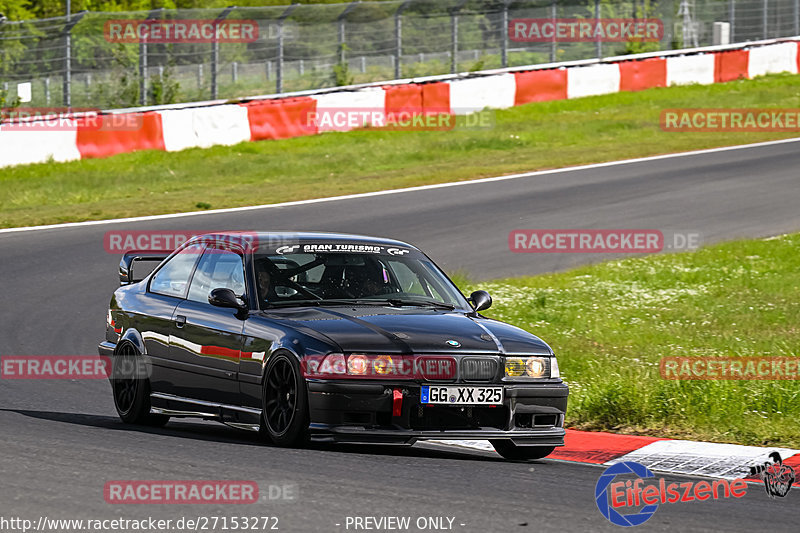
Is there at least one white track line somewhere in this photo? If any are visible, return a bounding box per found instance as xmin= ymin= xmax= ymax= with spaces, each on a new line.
xmin=3 ymin=136 xmax=800 ymax=235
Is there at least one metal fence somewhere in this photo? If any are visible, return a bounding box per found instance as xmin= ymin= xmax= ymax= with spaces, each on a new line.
xmin=0 ymin=0 xmax=797 ymax=110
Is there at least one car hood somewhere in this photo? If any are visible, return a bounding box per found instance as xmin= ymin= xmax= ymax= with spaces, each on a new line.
xmin=262 ymin=307 xmax=552 ymax=355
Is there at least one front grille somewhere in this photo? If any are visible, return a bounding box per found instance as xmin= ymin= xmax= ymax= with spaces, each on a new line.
xmin=461 ymin=357 xmax=497 ymax=381
xmin=410 ymin=405 xmax=508 ymax=430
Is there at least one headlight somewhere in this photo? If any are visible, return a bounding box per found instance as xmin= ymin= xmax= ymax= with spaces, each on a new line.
xmin=347 ymin=354 xmax=369 ymax=375
xmin=504 ymin=356 xmax=557 ymax=379
xmin=526 ymin=357 xmax=546 ymax=378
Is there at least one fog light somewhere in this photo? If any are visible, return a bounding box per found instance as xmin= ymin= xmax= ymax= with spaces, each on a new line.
xmin=505 ymin=358 xmax=525 ymax=377
xmin=373 ymin=355 xmax=394 ymax=375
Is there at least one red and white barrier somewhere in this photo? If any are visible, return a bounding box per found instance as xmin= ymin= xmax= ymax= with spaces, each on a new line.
xmin=421 ymin=82 xmax=451 ymax=113
xmin=448 ymin=73 xmax=516 ymax=114
xmin=619 ymin=57 xmax=667 ymax=91
xmin=242 ymin=97 xmax=318 ymax=141
xmin=748 ymin=42 xmax=798 ymax=78
xmin=311 ymin=87 xmax=386 ymax=132
xmin=666 ymin=53 xmax=716 ymax=85
xmin=514 ymin=68 xmax=568 ymax=104
xmin=714 ymin=50 xmax=750 ymax=83
xmin=76 ymin=112 xmax=165 ymax=159
xmin=3 ymin=38 xmax=800 ymax=168
xmin=567 ymin=63 xmax=621 ymax=98
xmin=384 ymin=84 xmax=424 ymax=116
xmin=0 ymin=128 xmax=81 ymax=167
xmin=159 ymin=104 xmax=250 ymax=152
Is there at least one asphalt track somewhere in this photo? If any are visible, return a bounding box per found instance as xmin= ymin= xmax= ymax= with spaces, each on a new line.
xmin=2 ymin=139 xmax=800 ymax=532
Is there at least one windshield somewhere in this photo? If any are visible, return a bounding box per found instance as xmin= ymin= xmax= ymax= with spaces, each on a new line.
xmin=253 ymin=250 xmax=469 ymax=310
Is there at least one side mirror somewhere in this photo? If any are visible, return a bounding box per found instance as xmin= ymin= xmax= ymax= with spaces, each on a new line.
xmin=469 ymin=290 xmax=492 ymax=312
xmin=209 ymin=288 xmax=246 ymax=310
xmin=119 ymin=252 xmax=168 ymax=285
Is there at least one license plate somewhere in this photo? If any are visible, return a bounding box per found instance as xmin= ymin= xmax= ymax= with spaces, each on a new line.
xmin=420 ymin=385 xmax=503 ymax=405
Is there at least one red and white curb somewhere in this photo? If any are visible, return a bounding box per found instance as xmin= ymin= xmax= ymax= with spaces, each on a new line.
xmin=432 ymin=430 xmax=800 ymax=485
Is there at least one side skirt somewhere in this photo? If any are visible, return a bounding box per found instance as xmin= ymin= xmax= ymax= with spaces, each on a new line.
xmin=150 ymin=392 xmax=262 ymax=432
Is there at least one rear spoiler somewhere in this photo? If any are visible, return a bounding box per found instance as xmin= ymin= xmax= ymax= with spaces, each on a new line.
xmin=119 ymin=251 xmax=169 ymax=285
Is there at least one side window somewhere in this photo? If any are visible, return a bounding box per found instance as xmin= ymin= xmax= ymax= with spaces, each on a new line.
xmin=187 ymin=248 xmax=246 ymax=304
xmin=149 ymin=244 xmax=204 ymax=298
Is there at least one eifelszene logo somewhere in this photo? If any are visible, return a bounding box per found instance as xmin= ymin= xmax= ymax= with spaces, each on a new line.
xmin=595 ymin=461 xmax=748 ymax=527
xmin=596 ymin=462 xmax=659 ymax=527
xmin=750 ymin=452 xmax=796 ymax=498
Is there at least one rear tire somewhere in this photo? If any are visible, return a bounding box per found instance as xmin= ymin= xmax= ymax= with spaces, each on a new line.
xmin=111 ymin=342 xmax=169 ymax=427
xmin=261 ymin=353 xmax=309 ymax=447
xmin=490 ymin=440 xmax=555 ymax=461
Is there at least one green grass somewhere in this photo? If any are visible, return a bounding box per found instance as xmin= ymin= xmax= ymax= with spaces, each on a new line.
xmin=4 ymin=73 xmax=800 ymax=229
xmin=461 ymin=233 xmax=800 ymax=448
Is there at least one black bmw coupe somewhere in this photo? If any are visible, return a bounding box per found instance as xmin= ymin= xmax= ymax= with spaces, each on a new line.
xmin=99 ymin=232 xmax=568 ymax=460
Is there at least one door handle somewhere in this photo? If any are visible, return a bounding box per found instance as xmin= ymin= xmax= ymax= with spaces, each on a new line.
xmin=175 ymin=315 xmax=186 ymax=328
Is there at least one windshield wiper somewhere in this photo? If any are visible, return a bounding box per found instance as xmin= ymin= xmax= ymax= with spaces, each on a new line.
xmin=263 ymin=300 xmax=323 ymax=308
xmin=318 ymin=298 xmax=456 ymax=310
xmin=264 ymin=298 xmax=455 ymax=310
xmin=264 ymin=299 xmax=402 ymax=309
xmin=385 ymin=299 xmax=456 ymax=310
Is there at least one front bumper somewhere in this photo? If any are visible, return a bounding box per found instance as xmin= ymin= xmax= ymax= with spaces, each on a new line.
xmin=307 ymin=380 xmax=568 ymax=445
xmin=98 ymin=341 xmax=116 ymax=357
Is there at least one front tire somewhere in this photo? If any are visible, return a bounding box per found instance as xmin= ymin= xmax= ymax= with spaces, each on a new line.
xmin=111 ymin=342 xmax=169 ymax=427
xmin=261 ymin=353 xmax=309 ymax=447
xmin=490 ymin=440 xmax=555 ymax=461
